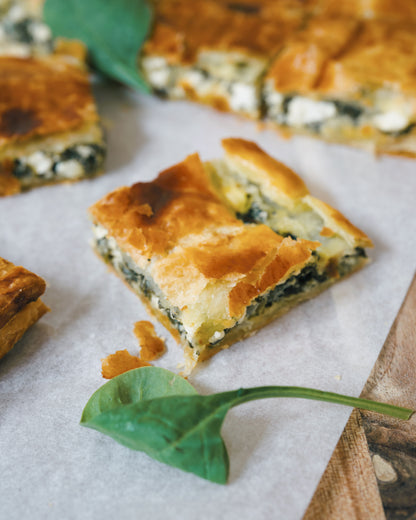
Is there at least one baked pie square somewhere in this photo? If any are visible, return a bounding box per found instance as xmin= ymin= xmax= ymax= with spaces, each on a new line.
xmin=90 ymin=138 xmax=372 ymax=373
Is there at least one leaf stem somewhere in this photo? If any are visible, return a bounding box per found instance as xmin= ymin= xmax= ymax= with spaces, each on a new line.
xmin=225 ymin=386 xmax=413 ymax=420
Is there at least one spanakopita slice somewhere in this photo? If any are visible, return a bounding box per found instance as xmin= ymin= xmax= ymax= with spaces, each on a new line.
xmin=0 ymin=50 xmax=105 ymax=196
xmin=89 ymin=138 xmax=372 ymax=373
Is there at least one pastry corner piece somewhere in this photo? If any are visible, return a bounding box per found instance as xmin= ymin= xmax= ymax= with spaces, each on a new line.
xmin=89 ymin=139 xmax=372 ymax=374
xmin=0 ymin=257 xmax=49 ymax=360
xmin=0 ymin=49 xmax=105 ymax=196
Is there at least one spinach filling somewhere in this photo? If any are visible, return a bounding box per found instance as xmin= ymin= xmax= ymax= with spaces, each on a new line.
xmin=95 ymin=232 xmax=366 ymax=351
xmin=12 ymin=143 xmax=106 ymax=181
xmin=274 ymin=94 xmax=413 ymax=136
xmin=1 ymin=15 xmax=53 ymax=52
xmin=95 ymin=236 xmax=188 ymax=342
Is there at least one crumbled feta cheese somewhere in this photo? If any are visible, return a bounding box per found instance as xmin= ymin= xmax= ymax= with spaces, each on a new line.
xmin=229 ymin=82 xmax=258 ymax=113
xmin=93 ymin=225 xmax=108 ymax=240
xmin=29 ymin=22 xmax=52 ymax=43
xmin=264 ymin=85 xmax=284 ymax=114
xmin=287 ymin=97 xmax=337 ymax=127
xmin=26 ymin=151 xmax=52 ymax=175
xmin=183 ymin=69 xmax=206 ymax=88
xmin=142 ymin=57 xmax=171 ymax=89
xmin=151 ymin=295 xmax=160 ymax=308
xmin=209 ymin=330 xmax=225 ymax=344
xmin=76 ymin=145 xmax=93 ymax=158
xmin=372 ymin=110 xmax=410 ymax=133
xmin=55 ymin=159 xmax=83 ymax=179
xmin=147 ymin=68 xmax=171 ymax=89
xmin=7 ymin=4 xmax=25 ymax=22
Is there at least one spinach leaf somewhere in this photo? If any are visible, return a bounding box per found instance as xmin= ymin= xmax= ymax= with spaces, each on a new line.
xmin=81 ymin=367 xmax=414 ymax=484
xmin=43 ymin=0 xmax=152 ymax=92
xmin=81 ymin=366 xmax=197 ymax=423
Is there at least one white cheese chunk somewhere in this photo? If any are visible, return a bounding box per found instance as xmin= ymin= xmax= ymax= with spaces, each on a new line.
xmin=27 ymin=151 xmax=53 ymax=177
xmin=76 ymin=145 xmax=93 ymax=158
xmin=6 ymin=4 xmax=25 ymax=22
xmin=29 ymin=22 xmax=52 ymax=43
xmin=372 ymin=110 xmax=410 ymax=133
xmin=287 ymin=97 xmax=337 ymax=127
xmin=229 ymin=83 xmax=258 ymax=113
xmin=55 ymin=159 xmax=83 ymax=179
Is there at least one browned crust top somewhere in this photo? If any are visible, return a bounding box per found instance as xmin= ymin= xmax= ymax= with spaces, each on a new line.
xmin=90 ymin=153 xmax=239 ymax=260
xmin=143 ymin=0 xmax=304 ymax=63
xmin=0 ymin=56 xmax=98 ymax=149
xmin=267 ymin=16 xmax=416 ymax=97
xmin=0 ymin=257 xmax=46 ymax=330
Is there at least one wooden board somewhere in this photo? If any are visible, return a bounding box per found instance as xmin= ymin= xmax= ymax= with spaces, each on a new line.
xmin=304 ymin=273 xmax=416 ymax=520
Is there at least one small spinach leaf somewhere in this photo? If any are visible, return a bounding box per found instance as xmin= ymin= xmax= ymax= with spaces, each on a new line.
xmin=44 ymin=0 xmax=153 ymax=92
xmin=81 ymin=366 xmax=197 ymax=423
xmin=81 ymin=367 xmax=414 ymax=484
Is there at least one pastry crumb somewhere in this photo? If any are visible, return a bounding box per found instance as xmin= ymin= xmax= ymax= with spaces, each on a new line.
xmin=134 ymin=320 xmax=166 ymax=361
xmin=101 ymin=349 xmax=151 ymax=379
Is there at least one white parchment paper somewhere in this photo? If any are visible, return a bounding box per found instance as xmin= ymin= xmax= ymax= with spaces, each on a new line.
xmin=1 ymin=82 xmax=416 ymax=520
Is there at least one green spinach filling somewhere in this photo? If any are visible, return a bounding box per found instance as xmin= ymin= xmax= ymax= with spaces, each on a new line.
xmin=95 ymin=235 xmax=188 ymax=342
xmin=95 ymin=230 xmax=365 ymax=352
xmin=271 ymin=94 xmax=413 ymax=137
xmin=12 ymin=143 xmax=106 ymax=182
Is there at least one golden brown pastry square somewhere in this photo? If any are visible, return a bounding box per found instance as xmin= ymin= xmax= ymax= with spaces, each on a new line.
xmin=0 ymin=48 xmax=105 ymax=196
xmin=0 ymin=257 xmax=49 ymax=359
xmin=264 ymin=16 xmax=416 ymax=156
xmin=89 ymin=138 xmax=372 ymax=373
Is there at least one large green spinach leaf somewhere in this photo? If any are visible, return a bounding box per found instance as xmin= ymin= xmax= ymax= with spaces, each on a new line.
xmin=81 ymin=367 xmax=413 ymax=484
xmin=44 ymin=0 xmax=152 ymax=92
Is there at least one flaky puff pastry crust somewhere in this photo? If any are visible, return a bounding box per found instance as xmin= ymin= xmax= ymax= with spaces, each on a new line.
xmin=267 ymin=16 xmax=416 ymax=101
xmin=222 ymin=138 xmax=373 ymax=250
xmin=143 ymin=0 xmax=304 ymax=64
xmin=90 ymin=152 xmax=319 ymax=319
xmin=0 ymin=257 xmax=49 ymax=359
xmin=90 ymin=154 xmax=239 ymax=264
xmin=0 ymin=55 xmax=99 ymax=150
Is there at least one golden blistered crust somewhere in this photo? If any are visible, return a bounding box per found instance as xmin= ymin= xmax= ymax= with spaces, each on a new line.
xmin=222 ymin=137 xmax=308 ymax=200
xmin=0 ymin=56 xmax=98 ymax=149
xmin=318 ymin=20 xmax=416 ymax=97
xmin=143 ymin=0 xmax=304 ymax=63
xmin=305 ymin=195 xmax=373 ymax=248
xmin=266 ymin=15 xmax=359 ymax=93
xmin=0 ymin=299 xmax=49 ymax=360
xmin=312 ymin=0 xmax=416 ymax=22
xmin=152 ymin=226 xmax=318 ymax=319
xmin=89 ymin=153 xmax=239 ymax=262
xmin=0 ymin=257 xmax=46 ymax=329
xmin=267 ymin=16 xmax=416 ymax=98
xmin=222 ymin=138 xmax=373 ymax=248
xmin=0 ymin=257 xmax=49 ymax=359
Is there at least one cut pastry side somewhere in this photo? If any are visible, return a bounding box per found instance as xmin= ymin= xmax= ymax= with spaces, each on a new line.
xmin=0 ymin=52 xmax=106 ymax=196
xmin=140 ymin=0 xmax=304 ymax=118
xmin=89 ymin=139 xmax=372 ymax=373
xmin=264 ymin=17 xmax=416 ymax=155
xmin=0 ymin=257 xmax=49 ymax=359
